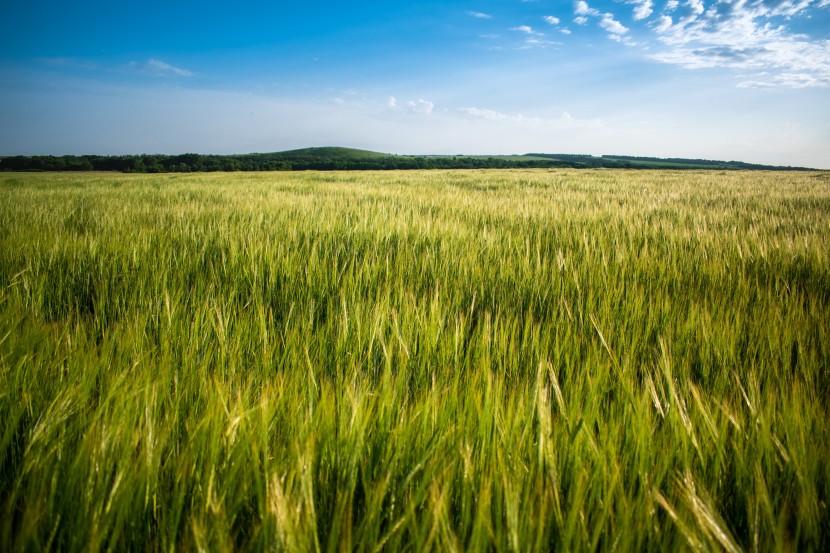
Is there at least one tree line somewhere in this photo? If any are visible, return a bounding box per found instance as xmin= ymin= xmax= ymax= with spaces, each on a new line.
xmin=0 ymin=152 xmax=627 ymax=173
xmin=0 ymin=151 xmax=812 ymax=173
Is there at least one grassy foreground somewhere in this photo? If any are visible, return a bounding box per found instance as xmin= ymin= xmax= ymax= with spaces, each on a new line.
xmin=1 ymin=169 xmax=828 ymax=551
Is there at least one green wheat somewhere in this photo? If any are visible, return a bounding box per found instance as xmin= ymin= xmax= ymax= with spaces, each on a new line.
xmin=1 ymin=169 xmax=828 ymax=551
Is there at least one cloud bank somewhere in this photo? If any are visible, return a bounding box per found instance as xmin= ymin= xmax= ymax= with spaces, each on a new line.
xmin=646 ymin=0 xmax=830 ymax=87
xmin=564 ymin=1 xmax=829 ymax=87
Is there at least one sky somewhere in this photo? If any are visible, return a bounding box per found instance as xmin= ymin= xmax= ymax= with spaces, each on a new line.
xmin=1 ymin=1 xmax=829 ymax=167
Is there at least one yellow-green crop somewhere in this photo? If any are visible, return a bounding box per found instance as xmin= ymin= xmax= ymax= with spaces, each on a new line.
xmin=1 ymin=169 xmax=828 ymax=551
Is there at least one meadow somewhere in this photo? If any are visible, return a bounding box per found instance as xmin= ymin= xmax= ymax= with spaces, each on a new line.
xmin=0 ymin=169 xmax=828 ymax=551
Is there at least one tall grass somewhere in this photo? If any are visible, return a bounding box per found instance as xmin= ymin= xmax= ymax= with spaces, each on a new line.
xmin=1 ymin=169 xmax=828 ymax=551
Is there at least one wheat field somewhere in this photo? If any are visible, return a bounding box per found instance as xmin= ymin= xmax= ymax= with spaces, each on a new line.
xmin=1 ymin=169 xmax=828 ymax=551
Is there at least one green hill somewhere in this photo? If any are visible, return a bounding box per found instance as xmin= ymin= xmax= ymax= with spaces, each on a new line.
xmin=270 ymin=147 xmax=393 ymax=160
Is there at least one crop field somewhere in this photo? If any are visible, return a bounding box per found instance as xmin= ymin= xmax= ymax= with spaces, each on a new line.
xmin=1 ymin=169 xmax=829 ymax=551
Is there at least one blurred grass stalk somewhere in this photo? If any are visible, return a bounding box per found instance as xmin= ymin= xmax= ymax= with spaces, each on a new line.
xmin=0 ymin=169 xmax=828 ymax=551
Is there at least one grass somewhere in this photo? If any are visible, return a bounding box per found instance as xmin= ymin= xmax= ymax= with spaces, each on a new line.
xmin=1 ymin=169 xmax=828 ymax=551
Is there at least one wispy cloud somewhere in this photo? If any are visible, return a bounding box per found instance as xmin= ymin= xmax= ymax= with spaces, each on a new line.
xmin=386 ymin=96 xmax=434 ymax=115
xmin=406 ymin=99 xmax=434 ymax=115
xmin=599 ymin=14 xmax=629 ymax=38
xmin=521 ymin=37 xmax=562 ymax=49
xmin=564 ymin=0 xmax=829 ymax=86
xmin=543 ymin=14 xmax=571 ymax=36
xmin=508 ymin=24 xmax=561 ymax=49
xmin=511 ymin=25 xmax=541 ymax=35
xmin=468 ymin=11 xmax=492 ymax=19
xmin=627 ymin=0 xmax=654 ymax=20
xmin=459 ymin=106 xmax=603 ymax=129
xmin=124 ymin=59 xmax=193 ymax=78
xmin=573 ymin=0 xmax=600 ymax=25
xmin=459 ymin=107 xmax=509 ymax=121
xmin=36 ymin=57 xmax=194 ymax=79
xmin=509 ymin=25 xmax=550 ymax=48
xmin=647 ymin=0 xmax=830 ymax=87
xmin=687 ymin=0 xmax=705 ymax=16
xmin=574 ymin=1 xmax=600 ymax=17
xmin=572 ymin=2 xmax=634 ymax=44
xmin=37 ymin=57 xmax=100 ymax=71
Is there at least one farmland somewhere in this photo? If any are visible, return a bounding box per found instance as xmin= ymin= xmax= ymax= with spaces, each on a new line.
xmin=1 ymin=169 xmax=829 ymax=551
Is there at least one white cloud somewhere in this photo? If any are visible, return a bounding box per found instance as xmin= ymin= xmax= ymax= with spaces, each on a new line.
xmin=336 ymin=94 xmax=434 ymax=116
xmin=459 ymin=107 xmax=508 ymax=120
xmin=459 ymin=106 xmax=603 ymax=129
xmin=652 ymin=15 xmax=674 ymax=33
xmin=629 ymin=0 xmax=654 ymax=20
xmin=738 ymin=73 xmax=824 ymax=88
xmin=572 ymin=1 xmax=633 ymax=43
xmin=404 ymin=99 xmax=434 ymax=115
xmin=600 ymin=14 xmax=629 ymax=36
xmin=124 ymin=59 xmax=193 ymax=78
xmin=648 ymin=0 xmax=830 ymax=87
xmin=511 ymin=25 xmax=539 ymax=34
xmin=544 ymin=15 xmax=561 ymax=25
xmin=686 ymin=0 xmax=705 ymax=16
xmin=574 ymin=1 xmax=599 ymax=16
xmin=468 ymin=11 xmax=492 ymax=19
xmin=521 ymin=37 xmax=561 ymax=49
xmin=561 ymin=28 xmax=573 ymax=35
xmin=143 ymin=59 xmax=193 ymax=77
xmin=506 ymin=23 xmax=561 ymax=49
xmin=774 ymin=73 xmax=827 ymax=88
xmin=735 ymin=79 xmax=776 ymax=88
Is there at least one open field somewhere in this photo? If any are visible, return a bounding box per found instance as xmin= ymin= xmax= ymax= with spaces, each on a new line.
xmin=1 ymin=169 xmax=829 ymax=551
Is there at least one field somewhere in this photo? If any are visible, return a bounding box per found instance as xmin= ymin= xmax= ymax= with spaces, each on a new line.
xmin=1 ymin=169 xmax=828 ymax=551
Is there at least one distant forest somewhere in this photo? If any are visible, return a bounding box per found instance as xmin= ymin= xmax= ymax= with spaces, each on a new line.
xmin=0 ymin=147 xmax=814 ymax=172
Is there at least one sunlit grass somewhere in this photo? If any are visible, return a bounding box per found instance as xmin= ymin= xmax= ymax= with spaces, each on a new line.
xmin=1 ymin=169 xmax=828 ymax=551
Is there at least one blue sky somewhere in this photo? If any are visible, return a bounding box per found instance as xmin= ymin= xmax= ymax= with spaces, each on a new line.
xmin=1 ymin=1 xmax=829 ymax=167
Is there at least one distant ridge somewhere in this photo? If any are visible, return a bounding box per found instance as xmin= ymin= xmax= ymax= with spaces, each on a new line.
xmin=0 ymin=147 xmax=817 ymax=172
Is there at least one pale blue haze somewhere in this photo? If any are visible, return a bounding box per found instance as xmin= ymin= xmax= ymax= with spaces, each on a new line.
xmin=2 ymin=1 xmax=829 ymax=167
